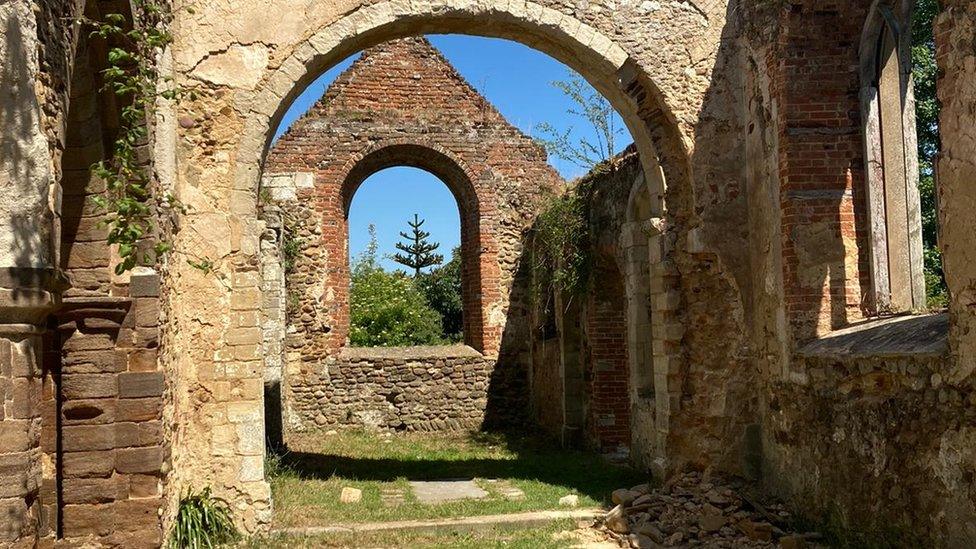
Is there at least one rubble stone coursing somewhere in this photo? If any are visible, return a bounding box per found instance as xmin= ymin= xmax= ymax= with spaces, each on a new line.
xmin=287 ymin=346 xmax=502 ymax=432
xmin=2 ymin=0 xmax=976 ymax=546
xmin=763 ymin=314 xmax=976 ymax=545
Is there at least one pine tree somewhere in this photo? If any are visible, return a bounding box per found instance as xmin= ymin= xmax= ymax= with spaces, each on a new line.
xmin=393 ymin=214 xmax=443 ymax=276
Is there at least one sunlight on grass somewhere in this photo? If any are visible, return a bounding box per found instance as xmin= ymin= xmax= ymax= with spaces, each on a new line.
xmin=248 ymin=519 xmax=583 ymax=548
xmin=269 ymin=430 xmax=646 ymax=527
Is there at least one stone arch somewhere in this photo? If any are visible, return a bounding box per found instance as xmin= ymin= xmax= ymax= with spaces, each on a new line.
xmin=171 ymin=0 xmax=700 ymax=526
xmin=336 ymin=141 xmax=491 ymax=352
xmin=338 ymin=141 xmax=480 ymax=216
xmin=234 ymin=0 xmax=691 ymax=218
xmin=858 ymin=0 xmax=925 ymax=312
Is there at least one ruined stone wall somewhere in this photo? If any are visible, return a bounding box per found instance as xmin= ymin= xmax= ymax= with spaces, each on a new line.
xmin=286 ymin=346 xmax=498 ymax=433
xmin=937 ymin=1 xmax=976 ymax=384
xmin=739 ymin=2 xmax=976 ymax=545
xmin=761 ymin=314 xmax=976 ymax=545
xmin=522 ymin=150 xmax=753 ymax=470
xmin=1 ymin=2 xmax=171 ymax=546
xmin=160 ymin=0 xmax=744 ymax=529
xmin=0 ymin=0 xmax=74 ymax=539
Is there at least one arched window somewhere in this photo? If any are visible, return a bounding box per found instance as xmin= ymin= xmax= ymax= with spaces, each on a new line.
xmin=861 ymin=6 xmax=925 ymax=313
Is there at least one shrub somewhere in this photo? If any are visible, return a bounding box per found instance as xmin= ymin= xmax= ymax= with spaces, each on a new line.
xmin=168 ymin=487 xmax=239 ymax=548
xmin=349 ymin=236 xmax=445 ymax=346
xmin=417 ymin=247 xmax=464 ymax=342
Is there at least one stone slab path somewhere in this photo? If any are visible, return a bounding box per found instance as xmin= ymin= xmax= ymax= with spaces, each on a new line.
xmin=483 ymin=478 xmax=526 ymax=501
xmin=409 ymin=479 xmax=489 ymax=504
xmin=380 ymin=487 xmax=406 ymax=507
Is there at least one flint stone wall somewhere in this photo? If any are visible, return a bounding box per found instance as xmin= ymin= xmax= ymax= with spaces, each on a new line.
xmin=763 ymin=314 xmax=976 ymax=545
xmin=287 ymin=346 xmax=497 ymax=432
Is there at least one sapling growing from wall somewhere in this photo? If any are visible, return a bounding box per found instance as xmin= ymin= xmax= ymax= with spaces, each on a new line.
xmin=534 ymin=73 xmax=623 ymax=171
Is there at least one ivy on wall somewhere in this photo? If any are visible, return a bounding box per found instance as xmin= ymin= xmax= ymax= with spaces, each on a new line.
xmin=85 ymin=0 xmax=192 ymax=274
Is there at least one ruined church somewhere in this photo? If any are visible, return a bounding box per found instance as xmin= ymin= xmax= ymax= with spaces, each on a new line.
xmin=0 ymin=0 xmax=975 ymax=547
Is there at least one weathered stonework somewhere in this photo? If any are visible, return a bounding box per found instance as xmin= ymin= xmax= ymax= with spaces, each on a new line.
xmin=289 ymin=346 xmax=498 ymax=432
xmin=528 ymin=151 xmax=749 ymax=474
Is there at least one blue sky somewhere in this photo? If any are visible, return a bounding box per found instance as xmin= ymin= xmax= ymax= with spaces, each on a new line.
xmin=273 ymin=35 xmax=631 ymax=271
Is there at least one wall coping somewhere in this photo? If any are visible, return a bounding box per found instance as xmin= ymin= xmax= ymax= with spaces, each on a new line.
xmin=339 ymin=344 xmax=483 ymax=361
xmin=797 ymin=312 xmax=948 ymax=359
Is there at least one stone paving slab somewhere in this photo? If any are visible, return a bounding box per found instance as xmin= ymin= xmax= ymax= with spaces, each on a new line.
xmin=409 ymin=479 xmax=489 ymax=504
xmin=380 ymin=487 xmax=406 ymax=507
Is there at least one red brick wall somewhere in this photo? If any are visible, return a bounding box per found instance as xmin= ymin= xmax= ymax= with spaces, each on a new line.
xmin=583 ymin=260 xmax=631 ymax=455
xmin=775 ymin=1 xmax=873 ymax=340
xmin=266 ymin=37 xmax=562 ymax=358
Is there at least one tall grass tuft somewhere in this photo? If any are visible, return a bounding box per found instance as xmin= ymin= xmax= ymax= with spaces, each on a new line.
xmin=168 ymin=487 xmax=239 ymax=548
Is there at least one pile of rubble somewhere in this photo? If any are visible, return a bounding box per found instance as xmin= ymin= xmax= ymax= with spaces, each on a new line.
xmin=596 ymin=472 xmax=822 ymax=548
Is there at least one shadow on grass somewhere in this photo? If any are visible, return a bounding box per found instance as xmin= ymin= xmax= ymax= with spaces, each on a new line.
xmin=276 ymin=429 xmax=647 ymax=506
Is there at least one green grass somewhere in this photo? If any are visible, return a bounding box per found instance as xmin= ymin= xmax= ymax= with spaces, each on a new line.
xmin=247 ymin=519 xmax=583 ymax=548
xmin=269 ymin=429 xmax=646 ymax=527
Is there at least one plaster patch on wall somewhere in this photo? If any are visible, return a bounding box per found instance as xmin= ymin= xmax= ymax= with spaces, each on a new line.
xmin=191 ymin=43 xmax=270 ymax=89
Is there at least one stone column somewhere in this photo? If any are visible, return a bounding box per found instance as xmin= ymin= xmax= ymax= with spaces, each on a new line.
xmin=260 ymin=205 xmax=286 ymax=450
xmin=0 ymin=2 xmax=63 ymax=545
xmin=935 ymin=2 xmax=976 ymax=382
xmin=0 ymin=272 xmax=60 ymax=546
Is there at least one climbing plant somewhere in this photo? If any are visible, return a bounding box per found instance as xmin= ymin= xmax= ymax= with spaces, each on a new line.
xmin=85 ymin=1 xmax=191 ymax=274
xmin=532 ymin=175 xmax=600 ymax=301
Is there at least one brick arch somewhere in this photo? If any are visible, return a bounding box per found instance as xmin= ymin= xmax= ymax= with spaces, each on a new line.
xmin=338 ymin=141 xmax=480 ymax=216
xmin=336 ymin=140 xmax=496 ymax=353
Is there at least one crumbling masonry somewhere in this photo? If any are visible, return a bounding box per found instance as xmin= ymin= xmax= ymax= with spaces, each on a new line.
xmin=1 ymin=0 xmax=975 ymax=547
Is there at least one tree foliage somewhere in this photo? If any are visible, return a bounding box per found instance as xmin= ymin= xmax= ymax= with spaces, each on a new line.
xmin=417 ymin=247 xmax=464 ymax=342
xmin=393 ymin=214 xmax=444 ymax=276
xmin=534 ymin=74 xmax=623 ymax=170
xmin=350 ymin=226 xmax=445 ymax=346
xmin=911 ymin=0 xmax=947 ymax=307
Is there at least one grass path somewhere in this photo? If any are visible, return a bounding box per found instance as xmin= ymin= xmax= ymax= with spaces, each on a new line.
xmin=268 ymin=430 xmax=646 ymax=528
